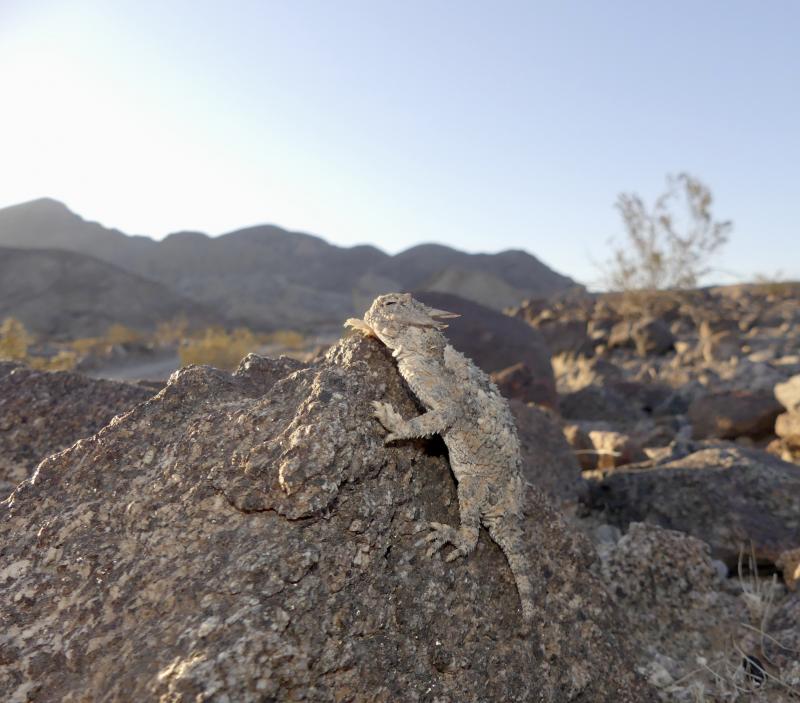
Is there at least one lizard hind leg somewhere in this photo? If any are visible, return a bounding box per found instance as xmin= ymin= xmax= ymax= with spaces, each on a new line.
xmin=419 ymin=475 xmax=483 ymax=561
xmin=422 ymin=521 xmax=479 ymax=561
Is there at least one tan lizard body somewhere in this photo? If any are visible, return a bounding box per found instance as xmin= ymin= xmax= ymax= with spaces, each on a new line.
xmin=346 ymin=293 xmax=534 ymax=625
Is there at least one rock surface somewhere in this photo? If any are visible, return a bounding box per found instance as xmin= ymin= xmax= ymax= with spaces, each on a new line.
xmin=508 ymin=400 xmax=586 ymax=508
xmin=0 ymin=362 xmax=156 ymax=497
xmin=0 ymin=335 xmax=652 ymax=702
xmin=588 ymin=446 xmax=800 ymax=566
xmin=594 ymin=522 xmax=800 ymax=700
xmin=490 ymin=362 xmax=543 ymax=405
xmin=597 ymin=523 xmax=735 ymax=663
xmin=688 ymin=390 xmax=783 ymax=439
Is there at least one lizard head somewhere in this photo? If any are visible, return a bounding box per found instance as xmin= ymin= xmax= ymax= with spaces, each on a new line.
xmin=345 ymin=293 xmax=459 ymax=349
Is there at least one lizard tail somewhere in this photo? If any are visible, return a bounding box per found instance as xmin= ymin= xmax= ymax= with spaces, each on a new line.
xmin=486 ymin=518 xmax=536 ymax=626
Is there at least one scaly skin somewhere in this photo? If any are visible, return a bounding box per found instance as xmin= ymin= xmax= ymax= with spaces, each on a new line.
xmin=346 ymin=293 xmax=535 ymax=626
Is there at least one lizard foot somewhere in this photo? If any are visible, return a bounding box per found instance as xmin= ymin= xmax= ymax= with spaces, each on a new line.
xmin=372 ymin=401 xmax=406 ymax=443
xmin=419 ymin=522 xmax=475 ymax=561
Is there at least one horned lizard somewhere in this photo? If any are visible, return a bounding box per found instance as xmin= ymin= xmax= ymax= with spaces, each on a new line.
xmin=346 ymin=292 xmax=535 ymax=626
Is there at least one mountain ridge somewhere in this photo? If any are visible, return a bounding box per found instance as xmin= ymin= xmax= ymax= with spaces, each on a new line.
xmin=0 ymin=198 xmax=580 ymax=333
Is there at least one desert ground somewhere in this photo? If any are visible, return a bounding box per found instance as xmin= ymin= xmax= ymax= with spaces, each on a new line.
xmin=2 ymin=270 xmax=799 ymax=700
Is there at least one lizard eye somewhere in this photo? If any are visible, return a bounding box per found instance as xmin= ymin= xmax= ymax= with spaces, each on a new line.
xmin=384 ymin=301 xmax=396 ymax=306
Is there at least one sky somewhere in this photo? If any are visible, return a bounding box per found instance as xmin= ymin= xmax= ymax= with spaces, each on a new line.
xmin=0 ymin=0 xmax=798 ymax=287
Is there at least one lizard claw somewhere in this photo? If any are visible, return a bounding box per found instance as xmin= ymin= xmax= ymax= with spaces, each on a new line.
xmin=372 ymin=400 xmax=405 ymax=436
xmin=419 ymin=521 xmax=473 ymax=561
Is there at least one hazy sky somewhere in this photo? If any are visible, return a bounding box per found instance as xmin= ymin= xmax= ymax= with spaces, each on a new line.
xmin=1 ymin=1 xmax=798 ymax=286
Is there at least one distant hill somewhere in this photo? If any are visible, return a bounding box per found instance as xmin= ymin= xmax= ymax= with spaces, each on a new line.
xmin=0 ymin=247 xmax=216 ymax=339
xmin=0 ymin=198 xmax=580 ymax=333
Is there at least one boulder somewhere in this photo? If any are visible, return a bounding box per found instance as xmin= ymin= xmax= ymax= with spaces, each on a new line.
xmin=491 ymin=362 xmax=541 ymax=405
xmin=0 ymin=336 xmax=651 ymax=701
xmin=0 ymin=363 xmax=156 ymax=497
xmin=597 ymin=523 xmax=736 ymax=666
xmin=508 ymin=400 xmax=586 ymax=508
xmin=688 ymin=390 xmax=783 ymax=439
xmin=560 ymin=385 xmax=645 ymax=424
xmin=588 ymin=446 xmax=800 ymax=566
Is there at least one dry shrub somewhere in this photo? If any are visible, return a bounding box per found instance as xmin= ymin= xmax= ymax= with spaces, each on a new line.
xmin=0 ymin=317 xmax=31 ymax=361
xmin=603 ymin=173 xmax=732 ymax=294
xmin=0 ymin=317 xmax=77 ymax=371
xmin=179 ymin=327 xmax=263 ymax=370
xmin=28 ymin=350 xmax=78 ymax=372
xmin=105 ymin=324 xmax=142 ymax=345
xmin=155 ymin=316 xmax=189 ymax=347
xmin=267 ymin=329 xmax=305 ymax=350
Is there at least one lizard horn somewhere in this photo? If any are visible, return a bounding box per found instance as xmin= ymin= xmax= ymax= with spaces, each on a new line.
xmin=425 ymin=306 xmax=460 ymax=320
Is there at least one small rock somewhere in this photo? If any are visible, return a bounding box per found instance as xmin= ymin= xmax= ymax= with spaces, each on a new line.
xmin=775 ymin=412 xmax=800 ymax=446
xmin=776 ymin=375 xmax=800 ymax=413
xmin=701 ymin=330 xmax=741 ymax=363
xmin=631 ymin=317 xmax=674 ymax=357
xmin=587 ymin=430 xmax=646 ymax=470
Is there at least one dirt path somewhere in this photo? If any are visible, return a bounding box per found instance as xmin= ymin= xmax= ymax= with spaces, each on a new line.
xmin=88 ymin=353 xmax=180 ymax=382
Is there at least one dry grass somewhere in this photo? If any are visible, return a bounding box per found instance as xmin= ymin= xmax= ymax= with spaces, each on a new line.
xmin=659 ymin=546 xmax=800 ymax=701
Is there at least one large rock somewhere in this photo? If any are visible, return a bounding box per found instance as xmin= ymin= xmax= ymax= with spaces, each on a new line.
xmin=595 ymin=522 xmax=800 ymax=696
xmin=0 ymin=335 xmax=651 ymax=701
xmin=688 ymin=390 xmax=783 ymax=439
xmin=588 ymin=446 xmax=800 ymax=566
xmin=0 ymin=363 xmax=156 ymax=497
xmin=508 ymin=400 xmax=586 ymax=508
xmin=560 ymin=385 xmax=646 ymax=424
xmin=597 ymin=523 xmax=736 ymax=670
xmin=491 ymin=362 xmax=543 ymax=404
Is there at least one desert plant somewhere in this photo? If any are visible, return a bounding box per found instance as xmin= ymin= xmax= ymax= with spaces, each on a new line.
xmin=267 ymin=329 xmax=305 ymax=350
xmin=603 ymin=173 xmax=732 ymax=293
xmin=105 ymin=323 xmax=142 ymax=345
xmin=0 ymin=317 xmax=32 ymax=361
xmin=155 ymin=316 xmax=189 ymax=347
xmin=28 ymin=350 xmax=78 ymax=372
xmin=179 ymin=327 xmax=264 ymax=370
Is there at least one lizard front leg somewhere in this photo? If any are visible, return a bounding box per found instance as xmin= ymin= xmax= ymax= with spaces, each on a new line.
xmin=372 ymin=401 xmax=449 ymax=443
xmin=420 ymin=475 xmax=483 ymax=562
